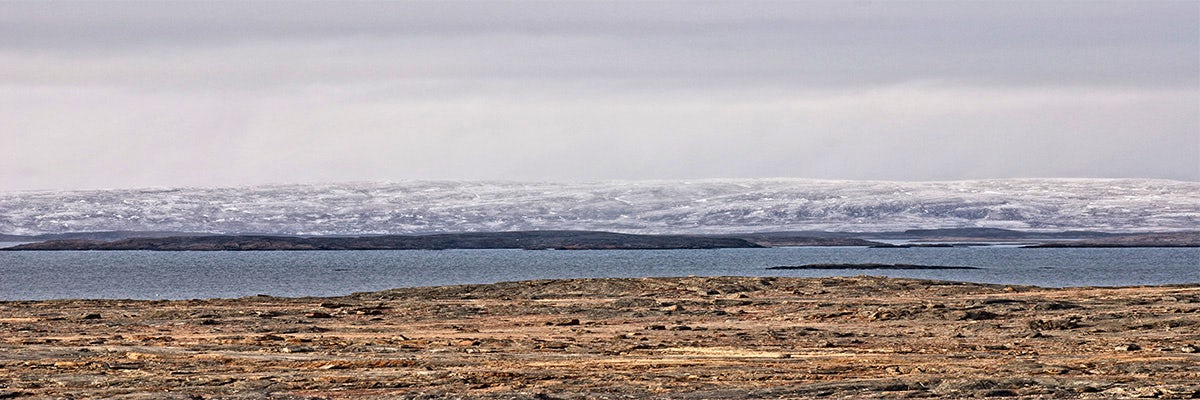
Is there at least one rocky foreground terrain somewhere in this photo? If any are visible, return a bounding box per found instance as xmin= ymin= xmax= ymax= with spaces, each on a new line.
xmin=1 ymin=276 xmax=1197 ymax=399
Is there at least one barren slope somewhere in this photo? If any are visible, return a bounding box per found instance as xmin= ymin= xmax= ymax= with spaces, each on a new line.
xmin=1 ymin=276 xmax=1198 ymax=399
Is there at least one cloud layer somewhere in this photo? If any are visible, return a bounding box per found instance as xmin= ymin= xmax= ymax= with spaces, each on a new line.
xmin=1 ymin=1 xmax=1196 ymax=190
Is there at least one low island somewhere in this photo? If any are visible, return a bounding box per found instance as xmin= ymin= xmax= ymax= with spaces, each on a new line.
xmin=0 ymin=231 xmax=763 ymax=251
xmin=767 ymin=263 xmax=982 ymax=270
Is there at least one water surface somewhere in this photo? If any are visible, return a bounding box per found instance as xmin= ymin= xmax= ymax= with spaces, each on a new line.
xmin=0 ymin=247 xmax=1195 ymax=300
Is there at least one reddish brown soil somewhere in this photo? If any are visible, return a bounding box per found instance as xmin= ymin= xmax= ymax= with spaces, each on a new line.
xmin=1 ymin=276 xmax=1197 ymax=399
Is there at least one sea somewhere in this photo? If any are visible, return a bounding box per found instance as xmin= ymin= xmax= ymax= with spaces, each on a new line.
xmin=0 ymin=245 xmax=1196 ymax=300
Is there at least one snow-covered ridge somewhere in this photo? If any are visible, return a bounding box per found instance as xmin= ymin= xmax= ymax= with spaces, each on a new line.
xmin=1 ymin=179 xmax=1197 ymax=235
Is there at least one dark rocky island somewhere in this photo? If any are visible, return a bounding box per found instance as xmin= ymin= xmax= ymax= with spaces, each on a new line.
xmin=713 ymin=232 xmax=888 ymax=247
xmin=1 ymin=231 xmax=761 ymax=251
xmin=767 ymin=263 xmax=982 ymax=270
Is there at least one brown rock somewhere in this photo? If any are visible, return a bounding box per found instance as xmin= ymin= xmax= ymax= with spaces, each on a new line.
xmin=1114 ymin=343 xmax=1141 ymax=351
xmin=546 ymin=318 xmax=580 ymax=326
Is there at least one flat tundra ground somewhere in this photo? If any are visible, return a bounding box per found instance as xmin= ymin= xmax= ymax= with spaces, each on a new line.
xmin=1 ymin=276 xmax=1198 ymax=399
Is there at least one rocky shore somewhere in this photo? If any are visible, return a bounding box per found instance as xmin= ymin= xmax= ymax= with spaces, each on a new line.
xmin=1 ymin=276 xmax=1197 ymax=399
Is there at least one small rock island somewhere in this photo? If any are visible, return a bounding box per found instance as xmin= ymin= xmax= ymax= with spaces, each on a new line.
xmin=767 ymin=263 xmax=982 ymax=270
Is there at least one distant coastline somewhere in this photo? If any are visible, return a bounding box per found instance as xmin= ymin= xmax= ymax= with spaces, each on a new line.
xmin=0 ymin=231 xmax=760 ymax=251
xmin=3 ymin=228 xmax=1196 ymax=251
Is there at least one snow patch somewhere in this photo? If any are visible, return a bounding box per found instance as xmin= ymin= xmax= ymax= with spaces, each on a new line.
xmin=0 ymin=179 xmax=1196 ymax=235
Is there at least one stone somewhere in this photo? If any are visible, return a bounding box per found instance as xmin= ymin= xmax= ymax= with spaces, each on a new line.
xmin=982 ymin=389 xmax=1019 ymax=397
xmin=1028 ymin=316 xmax=1081 ymax=330
xmin=535 ymin=341 xmax=569 ymax=350
xmin=546 ymin=318 xmax=580 ymax=326
xmin=280 ymin=346 xmax=313 ymax=353
xmin=1114 ymin=343 xmax=1141 ymax=351
xmin=955 ymin=310 xmax=999 ymax=321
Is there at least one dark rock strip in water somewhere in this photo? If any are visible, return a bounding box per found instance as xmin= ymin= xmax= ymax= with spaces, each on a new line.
xmin=767 ymin=263 xmax=982 ymax=270
xmin=0 ymin=231 xmax=761 ymax=251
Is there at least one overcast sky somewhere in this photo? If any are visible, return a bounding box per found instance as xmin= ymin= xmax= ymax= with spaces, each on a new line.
xmin=1 ymin=1 xmax=1196 ymax=191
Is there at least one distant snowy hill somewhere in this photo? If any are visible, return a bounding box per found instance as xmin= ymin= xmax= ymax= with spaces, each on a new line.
xmin=1 ymin=179 xmax=1197 ymax=235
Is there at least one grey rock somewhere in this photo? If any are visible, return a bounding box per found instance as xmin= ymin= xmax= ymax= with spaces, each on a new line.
xmin=1114 ymin=343 xmax=1141 ymax=351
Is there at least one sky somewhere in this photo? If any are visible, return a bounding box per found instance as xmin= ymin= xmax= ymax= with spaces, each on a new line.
xmin=1 ymin=1 xmax=1197 ymax=191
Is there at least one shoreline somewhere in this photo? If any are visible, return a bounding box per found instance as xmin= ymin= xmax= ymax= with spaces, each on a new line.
xmin=4 ymin=230 xmax=1196 ymax=251
xmin=5 ymin=276 xmax=1200 ymax=302
xmin=7 ymin=274 xmax=1200 ymax=303
xmin=2 ymin=276 xmax=1197 ymax=399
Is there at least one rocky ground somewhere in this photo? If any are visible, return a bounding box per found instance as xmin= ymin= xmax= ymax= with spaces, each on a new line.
xmin=1 ymin=276 xmax=1197 ymax=399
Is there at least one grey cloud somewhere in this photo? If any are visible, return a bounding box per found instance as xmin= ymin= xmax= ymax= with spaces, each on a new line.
xmin=1 ymin=1 xmax=1194 ymax=88
xmin=3 ymin=2 xmax=1192 ymax=45
xmin=0 ymin=1 xmax=1195 ymax=191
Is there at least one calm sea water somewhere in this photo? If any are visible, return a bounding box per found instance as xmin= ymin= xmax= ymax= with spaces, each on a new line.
xmin=0 ymin=247 xmax=1196 ymax=300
